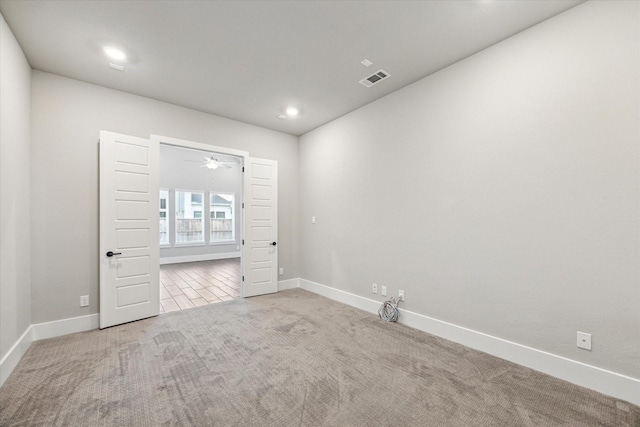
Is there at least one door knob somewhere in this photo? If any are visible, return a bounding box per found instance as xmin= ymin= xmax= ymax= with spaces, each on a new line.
xmin=106 ymin=251 xmax=122 ymax=257
xmin=271 ymin=242 xmax=277 ymax=246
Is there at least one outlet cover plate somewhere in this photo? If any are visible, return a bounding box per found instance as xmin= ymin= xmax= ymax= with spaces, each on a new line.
xmin=577 ymin=331 xmax=592 ymax=350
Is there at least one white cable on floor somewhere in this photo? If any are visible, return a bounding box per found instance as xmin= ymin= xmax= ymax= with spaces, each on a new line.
xmin=378 ymin=297 xmax=401 ymax=322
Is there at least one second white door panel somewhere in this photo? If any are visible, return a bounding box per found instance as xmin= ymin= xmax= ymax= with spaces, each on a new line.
xmin=117 ymin=283 xmax=150 ymax=307
xmin=116 ymin=256 xmax=150 ymax=278
xmin=251 ymin=184 xmax=271 ymax=200
xmin=251 ymin=206 xmax=272 ymax=221
xmin=115 ymin=141 xmax=149 ymax=165
xmin=115 ymin=171 xmax=149 ymax=193
xmin=116 ymin=200 xmax=149 ymax=220
xmin=252 ymin=267 xmax=272 ymax=284
xmin=116 ymin=229 xmax=150 ymax=249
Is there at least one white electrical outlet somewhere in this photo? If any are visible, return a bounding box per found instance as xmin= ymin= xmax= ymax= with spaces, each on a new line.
xmin=279 ymin=267 xmax=284 ymax=276
xmin=398 ymin=289 xmax=405 ymax=301
xmin=80 ymin=295 xmax=89 ymax=307
xmin=577 ymin=332 xmax=592 ymax=350
xmin=372 ymin=283 xmax=378 ymax=294
xmin=381 ymin=285 xmax=387 ymax=296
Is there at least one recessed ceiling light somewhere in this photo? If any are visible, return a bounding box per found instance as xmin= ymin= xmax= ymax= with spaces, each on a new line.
xmin=277 ymin=114 xmax=287 ymax=119
xmin=103 ymin=46 xmax=127 ymax=62
xmin=361 ymin=59 xmax=373 ymax=67
xmin=286 ymin=107 xmax=299 ymax=117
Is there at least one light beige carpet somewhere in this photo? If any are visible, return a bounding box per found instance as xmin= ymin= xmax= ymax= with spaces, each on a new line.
xmin=0 ymin=289 xmax=638 ymax=426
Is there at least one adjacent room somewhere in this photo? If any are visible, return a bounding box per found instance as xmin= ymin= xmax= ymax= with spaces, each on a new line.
xmin=1 ymin=1 xmax=638 ymax=425
xmin=159 ymin=145 xmax=243 ymax=312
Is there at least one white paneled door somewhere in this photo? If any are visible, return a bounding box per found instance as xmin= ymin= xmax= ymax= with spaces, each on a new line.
xmin=99 ymin=131 xmax=160 ymax=329
xmin=243 ymin=157 xmax=278 ymax=297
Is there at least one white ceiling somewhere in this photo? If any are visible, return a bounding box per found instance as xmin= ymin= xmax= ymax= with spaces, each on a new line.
xmin=0 ymin=0 xmax=583 ymax=136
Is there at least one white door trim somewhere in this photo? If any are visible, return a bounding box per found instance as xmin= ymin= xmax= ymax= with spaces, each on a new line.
xmin=150 ymin=134 xmax=249 ymax=159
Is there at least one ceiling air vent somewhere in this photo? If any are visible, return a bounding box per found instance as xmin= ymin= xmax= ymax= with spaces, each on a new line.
xmin=359 ymin=69 xmax=390 ymax=88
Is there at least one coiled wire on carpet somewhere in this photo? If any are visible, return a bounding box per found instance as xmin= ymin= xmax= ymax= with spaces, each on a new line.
xmin=378 ymin=297 xmax=401 ymax=322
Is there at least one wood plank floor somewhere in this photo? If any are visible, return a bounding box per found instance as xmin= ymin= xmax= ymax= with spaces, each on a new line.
xmin=159 ymin=258 xmax=241 ymax=313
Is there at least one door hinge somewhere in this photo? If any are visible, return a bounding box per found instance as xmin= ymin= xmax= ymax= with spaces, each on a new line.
xmin=242 ymin=167 xmax=245 ymax=172
xmin=242 ymin=276 xmax=244 ymax=281
xmin=242 ymin=202 xmax=245 ymax=208
xmin=242 ymin=239 xmax=244 ymax=245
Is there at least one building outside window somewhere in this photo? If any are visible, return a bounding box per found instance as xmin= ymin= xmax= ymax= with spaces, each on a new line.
xmin=210 ymin=193 xmax=234 ymax=242
xmin=176 ymin=190 xmax=205 ymax=243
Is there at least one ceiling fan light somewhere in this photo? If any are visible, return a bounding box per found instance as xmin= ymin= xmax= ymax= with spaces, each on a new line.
xmin=206 ymin=162 xmax=219 ymax=169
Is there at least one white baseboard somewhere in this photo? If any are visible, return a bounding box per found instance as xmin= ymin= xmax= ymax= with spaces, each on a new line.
xmin=0 ymin=314 xmax=100 ymax=388
xmin=159 ymin=251 xmax=240 ymax=265
xmin=299 ymin=278 xmax=640 ymax=406
xmin=0 ymin=326 xmax=33 ymax=387
xmin=31 ymin=314 xmax=100 ymax=341
xmin=277 ymin=278 xmax=300 ymax=291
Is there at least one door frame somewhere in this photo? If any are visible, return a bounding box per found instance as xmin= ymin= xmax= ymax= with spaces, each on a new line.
xmin=149 ymin=134 xmax=249 ymax=296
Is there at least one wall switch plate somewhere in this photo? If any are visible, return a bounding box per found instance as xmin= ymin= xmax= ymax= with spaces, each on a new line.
xmin=577 ymin=332 xmax=592 ymax=350
xmin=80 ymin=295 xmax=89 ymax=307
xmin=279 ymin=267 xmax=284 ymax=276
xmin=372 ymin=283 xmax=378 ymax=294
xmin=398 ymin=290 xmax=405 ymax=301
xmin=311 ymin=216 xmax=316 ymax=224
xmin=381 ymin=285 xmax=387 ymax=296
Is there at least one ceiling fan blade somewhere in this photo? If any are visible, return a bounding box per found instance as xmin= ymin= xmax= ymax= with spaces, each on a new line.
xmin=183 ymin=153 xmax=236 ymax=169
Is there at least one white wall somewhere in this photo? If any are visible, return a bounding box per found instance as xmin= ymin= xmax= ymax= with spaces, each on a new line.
xmin=299 ymin=1 xmax=639 ymax=379
xmin=31 ymin=71 xmax=299 ymax=323
xmin=159 ymin=144 xmax=242 ymax=260
xmin=0 ymin=14 xmax=31 ymax=362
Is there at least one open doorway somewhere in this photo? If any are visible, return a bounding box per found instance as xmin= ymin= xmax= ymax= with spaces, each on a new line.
xmin=158 ymin=144 xmax=243 ymax=312
xmin=100 ymin=131 xmax=278 ymax=328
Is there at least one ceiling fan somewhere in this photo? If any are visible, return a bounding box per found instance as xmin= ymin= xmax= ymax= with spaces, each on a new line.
xmin=186 ymin=154 xmax=235 ymax=169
